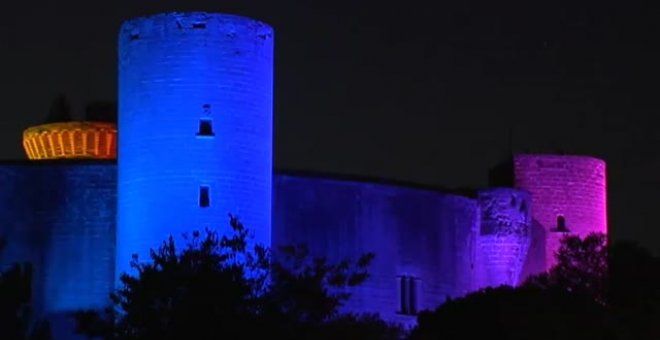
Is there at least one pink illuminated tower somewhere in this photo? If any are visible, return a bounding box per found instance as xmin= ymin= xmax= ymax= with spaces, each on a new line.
xmin=513 ymin=154 xmax=607 ymax=272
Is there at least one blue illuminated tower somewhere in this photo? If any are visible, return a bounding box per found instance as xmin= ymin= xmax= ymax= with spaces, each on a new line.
xmin=117 ymin=13 xmax=274 ymax=279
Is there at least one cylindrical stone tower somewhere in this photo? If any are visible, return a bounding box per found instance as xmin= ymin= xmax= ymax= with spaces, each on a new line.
xmin=117 ymin=13 xmax=274 ymax=278
xmin=513 ymin=154 xmax=607 ymax=272
xmin=475 ymin=188 xmax=531 ymax=288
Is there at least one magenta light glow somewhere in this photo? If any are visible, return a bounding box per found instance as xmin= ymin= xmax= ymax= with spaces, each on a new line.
xmin=513 ymin=154 xmax=607 ymax=272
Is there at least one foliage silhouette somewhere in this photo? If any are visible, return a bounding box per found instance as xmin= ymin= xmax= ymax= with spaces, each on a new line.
xmin=75 ymin=216 xmax=401 ymax=339
xmin=607 ymin=241 xmax=660 ymax=340
xmin=44 ymin=94 xmax=73 ymax=123
xmin=524 ymin=233 xmax=660 ymax=339
xmin=410 ymin=285 xmax=614 ymax=340
xmin=412 ymin=232 xmax=660 ymax=340
xmin=0 ymin=236 xmax=51 ymax=340
xmin=84 ymin=101 xmax=117 ymax=122
xmin=525 ymin=232 xmax=608 ymax=303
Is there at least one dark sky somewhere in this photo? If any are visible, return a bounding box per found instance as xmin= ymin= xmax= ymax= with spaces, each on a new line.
xmin=1 ymin=0 xmax=658 ymax=253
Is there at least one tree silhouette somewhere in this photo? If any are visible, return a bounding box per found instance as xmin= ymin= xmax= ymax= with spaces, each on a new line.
xmin=525 ymin=233 xmax=608 ymax=303
xmin=261 ymin=244 xmax=399 ymax=339
xmin=523 ymin=233 xmax=660 ymax=339
xmin=0 ymin=237 xmax=51 ymax=340
xmin=410 ymin=233 xmax=615 ymax=340
xmin=84 ymin=101 xmax=117 ymax=122
xmin=606 ymin=241 xmax=660 ymax=340
xmin=75 ymin=216 xmax=401 ymax=339
xmin=412 ymin=232 xmax=660 ymax=340
xmin=44 ymin=94 xmax=73 ymax=123
xmin=410 ymin=285 xmax=614 ymax=340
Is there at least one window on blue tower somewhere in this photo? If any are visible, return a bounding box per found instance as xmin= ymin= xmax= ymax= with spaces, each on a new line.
xmin=397 ymin=275 xmax=420 ymax=315
xmin=199 ymin=186 xmax=210 ymax=207
xmin=197 ymin=118 xmax=214 ymax=137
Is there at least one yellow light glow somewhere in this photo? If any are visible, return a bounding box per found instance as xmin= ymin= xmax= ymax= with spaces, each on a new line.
xmin=22 ymin=122 xmax=117 ymax=160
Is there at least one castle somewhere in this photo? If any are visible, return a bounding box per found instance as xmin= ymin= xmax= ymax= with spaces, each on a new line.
xmin=0 ymin=12 xmax=607 ymax=337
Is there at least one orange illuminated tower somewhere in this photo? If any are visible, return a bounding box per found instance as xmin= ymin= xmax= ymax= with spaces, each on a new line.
xmin=22 ymin=97 xmax=117 ymax=160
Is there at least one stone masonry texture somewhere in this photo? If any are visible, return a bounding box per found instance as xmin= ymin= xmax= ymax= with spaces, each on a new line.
xmin=513 ymin=154 xmax=607 ymax=272
xmin=0 ymin=11 xmax=610 ymax=337
xmin=116 ymin=13 xmax=274 ymax=281
xmin=475 ymin=188 xmax=532 ymax=288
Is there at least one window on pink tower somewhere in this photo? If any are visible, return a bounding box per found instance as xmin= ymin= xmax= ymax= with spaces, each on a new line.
xmin=556 ymin=215 xmax=568 ymax=232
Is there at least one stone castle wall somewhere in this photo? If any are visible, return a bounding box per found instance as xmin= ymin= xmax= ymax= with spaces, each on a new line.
xmin=513 ymin=154 xmax=607 ymax=272
xmin=117 ymin=13 xmax=275 ymax=281
xmin=0 ymin=162 xmax=116 ymax=315
xmin=475 ymin=188 xmax=531 ymax=288
xmin=273 ymin=174 xmax=479 ymax=327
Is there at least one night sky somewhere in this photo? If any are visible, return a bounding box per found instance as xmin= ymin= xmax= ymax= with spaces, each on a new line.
xmin=1 ymin=1 xmax=658 ymax=253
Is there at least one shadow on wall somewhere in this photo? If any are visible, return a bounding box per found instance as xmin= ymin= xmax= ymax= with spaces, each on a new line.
xmin=0 ymin=167 xmax=30 ymax=268
xmin=29 ymin=164 xmax=116 ymax=317
xmin=1 ymin=162 xmax=116 ymax=339
xmin=520 ymin=220 xmax=546 ymax=281
xmin=0 ymin=164 xmax=69 ymax=329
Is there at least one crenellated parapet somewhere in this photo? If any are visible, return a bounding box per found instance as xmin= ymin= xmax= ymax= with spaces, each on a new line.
xmin=22 ymin=122 xmax=117 ymax=160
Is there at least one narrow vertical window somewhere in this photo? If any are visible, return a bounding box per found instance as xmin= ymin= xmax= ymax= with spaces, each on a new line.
xmin=199 ymin=186 xmax=210 ymax=208
xmin=398 ymin=276 xmax=409 ymax=315
xmin=556 ymin=215 xmax=567 ymax=232
xmin=397 ymin=275 xmax=419 ymax=315
xmin=410 ymin=277 xmax=420 ymax=314
xmin=197 ymin=119 xmax=214 ymax=137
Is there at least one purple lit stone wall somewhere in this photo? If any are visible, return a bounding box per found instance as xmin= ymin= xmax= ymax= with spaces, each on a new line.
xmin=513 ymin=154 xmax=607 ymax=273
xmin=475 ymin=188 xmax=531 ymax=289
xmin=0 ymin=153 xmax=607 ymax=333
xmin=273 ymin=174 xmax=479 ymax=327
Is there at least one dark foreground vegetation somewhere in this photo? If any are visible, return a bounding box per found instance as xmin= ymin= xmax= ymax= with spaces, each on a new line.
xmin=412 ymin=233 xmax=660 ymax=340
xmin=2 ymin=219 xmax=660 ymax=339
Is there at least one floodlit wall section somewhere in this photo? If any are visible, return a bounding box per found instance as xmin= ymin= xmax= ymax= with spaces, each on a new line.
xmin=475 ymin=188 xmax=531 ymax=288
xmin=273 ymin=175 xmax=479 ymax=327
xmin=0 ymin=163 xmax=116 ymax=313
xmin=117 ymin=12 xmax=274 ymax=280
xmin=513 ymin=154 xmax=607 ymax=271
